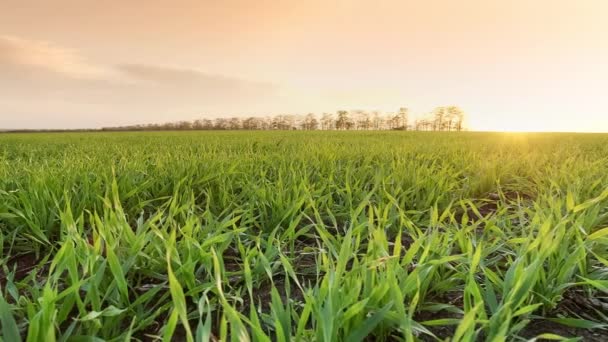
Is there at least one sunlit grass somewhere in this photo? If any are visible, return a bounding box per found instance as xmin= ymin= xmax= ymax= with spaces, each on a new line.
xmin=1 ymin=131 xmax=607 ymax=341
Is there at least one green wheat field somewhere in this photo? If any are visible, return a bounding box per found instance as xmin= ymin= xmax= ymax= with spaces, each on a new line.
xmin=1 ymin=131 xmax=608 ymax=341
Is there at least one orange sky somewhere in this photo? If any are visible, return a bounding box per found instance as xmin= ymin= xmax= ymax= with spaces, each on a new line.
xmin=1 ymin=0 xmax=607 ymax=131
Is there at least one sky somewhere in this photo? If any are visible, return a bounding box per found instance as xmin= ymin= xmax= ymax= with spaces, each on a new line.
xmin=1 ymin=0 xmax=607 ymax=131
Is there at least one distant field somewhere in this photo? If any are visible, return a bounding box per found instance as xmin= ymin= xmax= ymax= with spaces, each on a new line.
xmin=1 ymin=131 xmax=608 ymax=341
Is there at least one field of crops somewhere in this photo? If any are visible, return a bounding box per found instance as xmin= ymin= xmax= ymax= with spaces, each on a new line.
xmin=1 ymin=131 xmax=608 ymax=341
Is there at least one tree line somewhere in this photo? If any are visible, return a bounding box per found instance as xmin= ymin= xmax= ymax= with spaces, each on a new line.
xmin=100 ymin=106 xmax=466 ymax=132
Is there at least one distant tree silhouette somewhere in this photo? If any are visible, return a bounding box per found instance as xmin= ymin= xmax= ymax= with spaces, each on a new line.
xmin=352 ymin=110 xmax=372 ymax=130
xmin=228 ymin=117 xmax=242 ymax=130
xmin=97 ymin=106 xmax=466 ymax=132
xmin=432 ymin=107 xmax=446 ymax=131
xmin=446 ymin=106 xmax=465 ymax=132
xmin=371 ymin=111 xmax=383 ymax=130
xmin=214 ymin=118 xmax=229 ymax=130
xmin=336 ymin=111 xmax=350 ymax=130
xmin=398 ymin=107 xmax=409 ymax=130
xmin=321 ymin=113 xmax=334 ymax=130
xmin=271 ymin=115 xmax=296 ymax=130
xmin=243 ymin=117 xmax=265 ymax=130
xmin=302 ymin=113 xmax=319 ymax=130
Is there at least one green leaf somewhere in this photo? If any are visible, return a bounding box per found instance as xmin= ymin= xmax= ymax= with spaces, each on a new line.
xmin=453 ymin=303 xmax=481 ymax=342
xmin=573 ymin=188 xmax=608 ymax=213
xmin=0 ymin=295 xmax=21 ymax=342
xmin=105 ymin=244 xmax=128 ymax=302
xmin=579 ymin=276 xmax=608 ymax=291
xmin=532 ymin=333 xmax=574 ymax=341
xmin=78 ymin=305 xmax=126 ymax=321
xmin=195 ymin=297 xmax=212 ymax=342
xmin=420 ymin=318 xmax=461 ymax=326
xmin=166 ymin=232 xmax=193 ymax=342
xmin=547 ymin=318 xmax=606 ymax=329
xmin=345 ymin=302 xmax=393 ymax=342
xmin=65 ymin=336 xmax=106 ymax=342
xmin=588 ymin=227 xmax=608 ymax=241
xmin=513 ymin=303 xmax=542 ymax=317
xmin=566 ymin=192 xmax=575 ymax=212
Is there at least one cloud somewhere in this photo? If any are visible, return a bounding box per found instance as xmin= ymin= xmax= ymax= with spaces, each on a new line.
xmin=0 ymin=35 xmax=109 ymax=78
xmin=0 ymin=36 xmax=283 ymax=128
xmin=116 ymin=63 xmax=278 ymax=101
xmin=0 ymin=35 xmax=277 ymax=96
xmin=118 ymin=64 xmax=270 ymax=87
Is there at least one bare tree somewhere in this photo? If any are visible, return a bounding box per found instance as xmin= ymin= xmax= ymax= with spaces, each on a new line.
xmin=193 ymin=119 xmax=204 ymax=130
xmin=354 ymin=110 xmax=372 ymax=130
xmin=371 ymin=111 xmax=383 ymax=130
xmin=271 ymin=115 xmax=284 ymax=130
xmin=243 ymin=117 xmax=263 ymax=130
xmin=99 ymin=106 xmax=466 ymax=132
xmin=284 ymin=115 xmax=296 ymax=130
xmin=261 ymin=116 xmax=273 ymax=130
xmin=177 ymin=120 xmax=193 ymax=130
xmin=214 ymin=118 xmax=229 ymax=130
xmin=302 ymin=113 xmax=319 ymax=130
xmin=272 ymin=115 xmax=296 ymax=130
xmin=385 ymin=113 xmax=401 ymax=130
xmin=336 ymin=110 xmax=350 ymax=130
xmin=203 ymin=119 xmax=214 ymax=129
xmin=432 ymin=107 xmax=447 ymax=131
xmin=398 ymin=107 xmax=409 ymax=130
xmin=228 ymin=117 xmax=242 ymax=130
xmin=321 ymin=113 xmax=334 ymax=130
xmin=447 ymin=106 xmax=465 ymax=132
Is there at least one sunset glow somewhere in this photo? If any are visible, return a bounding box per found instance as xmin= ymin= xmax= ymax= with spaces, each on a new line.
xmin=1 ymin=0 xmax=607 ymax=131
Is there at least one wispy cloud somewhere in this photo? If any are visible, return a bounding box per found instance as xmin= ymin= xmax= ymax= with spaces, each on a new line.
xmin=115 ymin=63 xmax=278 ymax=101
xmin=0 ymin=35 xmax=283 ymax=128
xmin=0 ymin=35 xmax=110 ymax=78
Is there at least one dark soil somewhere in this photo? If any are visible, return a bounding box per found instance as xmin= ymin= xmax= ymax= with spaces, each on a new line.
xmin=0 ymin=252 xmax=41 ymax=288
xmin=455 ymin=190 xmax=533 ymax=224
xmin=519 ymin=320 xmax=608 ymax=341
